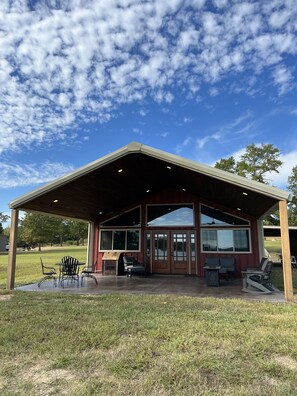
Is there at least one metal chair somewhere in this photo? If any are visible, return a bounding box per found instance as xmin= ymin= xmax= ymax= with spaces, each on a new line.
xmin=38 ymin=257 xmax=57 ymax=287
xmin=60 ymin=256 xmax=80 ymax=288
xmin=81 ymin=262 xmax=98 ymax=285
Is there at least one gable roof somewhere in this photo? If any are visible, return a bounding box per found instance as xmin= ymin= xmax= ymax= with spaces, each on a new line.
xmin=9 ymin=142 xmax=290 ymax=221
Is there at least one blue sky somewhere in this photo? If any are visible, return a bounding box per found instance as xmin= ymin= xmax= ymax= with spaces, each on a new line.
xmin=1 ymin=0 xmax=297 ymax=226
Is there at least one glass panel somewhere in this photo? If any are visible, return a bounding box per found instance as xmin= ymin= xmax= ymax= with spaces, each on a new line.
xmin=127 ymin=230 xmax=139 ymax=251
xmin=154 ymin=234 xmax=167 ymax=260
xmin=146 ymin=234 xmax=151 ymax=261
xmin=101 ymin=207 xmax=140 ymax=226
xmin=234 ymin=230 xmax=250 ymax=252
xmin=200 ymin=205 xmax=249 ymax=226
xmin=113 ymin=231 xmax=125 ymax=250
xmin=100 ymin=231 xmax=112 ymax=250
xmin=217 ymin=230 xmax=233 ymax=251
xmin=173 ymin=233 xmax=187 ymax=261
xmin=202 ymin=230 xmax=217 ymax=251
xmin=190 ymin=233 xmax=196 ymax=261
xmin=147 ymin=204 xmax=194 ymax=226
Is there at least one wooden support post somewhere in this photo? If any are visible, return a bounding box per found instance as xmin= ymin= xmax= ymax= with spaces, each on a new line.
xmin=6 ymin=209 xmax=19 ymax=290
xmin=279 ymin=200 xmax=294 ymax=302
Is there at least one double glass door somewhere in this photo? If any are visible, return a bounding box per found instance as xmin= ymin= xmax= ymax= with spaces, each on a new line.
xmin=147 ymin=231 xmax=196 ymax=275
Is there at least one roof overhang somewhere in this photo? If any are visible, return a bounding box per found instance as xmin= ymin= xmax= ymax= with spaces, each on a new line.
xmin=9 ymin=142 xmax=290 ymax=222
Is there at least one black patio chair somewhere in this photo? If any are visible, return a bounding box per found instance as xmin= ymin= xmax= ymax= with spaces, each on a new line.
xmin=38 ymin=257 xmax=57 ymax=287
xmin=123 ymin=256 xmax=146 ymax=278
xmin=81 ymin=261 xmax=98 ymax=285
xmin=60 ymin=256 xmax=80 ymax=288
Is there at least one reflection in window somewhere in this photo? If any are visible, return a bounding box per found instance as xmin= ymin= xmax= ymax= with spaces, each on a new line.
xmin=202 ymin=229 xmax=250 ymax=252
xmin=101 ymin=207 xmax=140 ymax=227
xmin=147 ymin=204 xmax=194 ymax=226
xmin=200 ymin=205 xmax=249 ymax=226
xmin=100 ymin=230 xmax=140 ymax=251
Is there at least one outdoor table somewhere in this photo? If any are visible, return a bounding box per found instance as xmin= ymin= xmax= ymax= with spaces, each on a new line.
xmin=204 ymin=266 xmax=221 ymax=287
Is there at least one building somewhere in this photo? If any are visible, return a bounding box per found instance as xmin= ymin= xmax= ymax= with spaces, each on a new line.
xmin=7 ymin=142 xmax=294 ymax=300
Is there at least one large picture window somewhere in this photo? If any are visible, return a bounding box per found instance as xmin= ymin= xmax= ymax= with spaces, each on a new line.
xmin=147 ymin=204 xmax=194 ymax=226
xmin=100 ymin=230 xmax=140 ymax=251
xmin=201 ymin=229 xmax=250 ymax=252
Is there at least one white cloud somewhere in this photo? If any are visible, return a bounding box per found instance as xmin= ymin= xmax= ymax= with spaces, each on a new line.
xmin=0 ymin=0 xmax=297 ymax=154
xmin=267 ymin=151 xmax=297 ymax=189
xmin=0 ymin=161 xmax=75 ymax=188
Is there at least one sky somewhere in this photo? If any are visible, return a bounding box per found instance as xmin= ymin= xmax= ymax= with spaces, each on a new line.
xmin=1 ymin=0 xmax=297 ymax=227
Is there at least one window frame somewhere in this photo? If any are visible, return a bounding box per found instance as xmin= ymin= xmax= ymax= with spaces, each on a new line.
xmin=201 ymin=228 xmax=251 ymax=253
xmin=99 ymin=229 xmax=141 ymax=252
xmin=146 ymin=203 xmax=195 ymax=227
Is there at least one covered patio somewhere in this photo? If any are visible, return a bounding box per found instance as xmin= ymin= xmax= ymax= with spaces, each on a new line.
xmin=16 ymin=274 xmax=286 ymax=302
xmin=7 ymin=142 xmax=294 ymax=301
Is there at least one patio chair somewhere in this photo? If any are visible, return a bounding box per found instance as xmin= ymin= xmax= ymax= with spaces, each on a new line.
xmin=81 ymin=262 xmax=98 ymax=285
xmin=60 ymin=256 xmax=80 ymax=288
xmin=242 ymin=259 xmax=275 ymax=294
xmin=38 ymin=257 xmax=57 ymax=287
xmin=123 ymin=256 xmax=146 ymax=278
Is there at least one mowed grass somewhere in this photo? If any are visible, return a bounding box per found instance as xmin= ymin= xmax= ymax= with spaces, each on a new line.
xmin=0 ymin=292 xmax=297 ymax=395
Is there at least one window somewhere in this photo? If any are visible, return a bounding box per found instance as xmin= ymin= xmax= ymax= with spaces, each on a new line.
xmin=100 ymin=230 xmax=140 ymax=251
xmin=100 ymin=207 xmax=140 ymax=227
xmin=200 ymin=205 xmax=249 ymax=226
xmin=147 ymin=204 xmax=194 ymax=226
xmin=201 ymin=229 xmax=250 ymax=252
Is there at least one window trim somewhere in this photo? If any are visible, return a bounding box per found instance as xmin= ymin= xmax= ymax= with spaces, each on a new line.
xmin=99 ymin=229 xmax=141 ymax=252
xmin=201 ymin=228 xmax=252 ymax=253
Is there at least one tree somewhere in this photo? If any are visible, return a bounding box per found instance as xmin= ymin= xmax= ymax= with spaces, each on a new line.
xmin=66 ymin=220 xmax=88 ymax=246
xmin=0 ymin=212 xmax=9 ymax=235
xmin=215 ymin=143 xmax=283 ymax=184
xmin=288 ymin=165 xmax=297 ymax=226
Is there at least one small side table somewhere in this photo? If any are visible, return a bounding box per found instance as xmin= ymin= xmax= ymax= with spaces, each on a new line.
xmin=204 ymin=266 xmax=220 ymax=287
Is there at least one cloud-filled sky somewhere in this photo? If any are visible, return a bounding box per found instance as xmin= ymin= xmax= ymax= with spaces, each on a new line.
xmin=1 ymin=0 xmax=297 ymax=223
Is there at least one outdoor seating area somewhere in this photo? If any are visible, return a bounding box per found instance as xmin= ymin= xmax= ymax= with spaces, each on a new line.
xmin=38 ymin=256 xmax=98 ymax=288
xmin=203 ymin=257 xmax=236 ymax=286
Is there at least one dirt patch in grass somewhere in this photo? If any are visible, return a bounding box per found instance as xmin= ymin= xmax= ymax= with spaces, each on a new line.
xmin=274 ymin=355 xmax=297 ymax=371
xmin=0 ymin=295 xmax=12 ymax=301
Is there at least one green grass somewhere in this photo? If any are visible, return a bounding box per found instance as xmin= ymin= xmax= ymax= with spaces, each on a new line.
xmin=0 ymin=246 xmax=87 ymax=289
xmin=0 ymin=292 xmax=297 ymax=395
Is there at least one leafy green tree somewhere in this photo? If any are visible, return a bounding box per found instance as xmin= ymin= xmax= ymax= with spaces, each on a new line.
xmin=215 ymin=143 xmax=283 ymax=184
xmin=0 ymin=212 xmax=9 ymax=235
xmin=66 ymin=220 xmax=88 ymax=246
xmin=288 ymin=165 xmax=297 ymax=226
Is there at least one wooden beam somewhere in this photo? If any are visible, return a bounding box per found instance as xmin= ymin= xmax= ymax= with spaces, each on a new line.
xmin=6 ymin=209 xmax=19 ymax=290
xmin=279 ymin=200 xmax=294 ymax=302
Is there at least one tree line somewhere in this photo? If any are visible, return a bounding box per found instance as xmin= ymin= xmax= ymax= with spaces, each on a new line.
xmin=0 ymin=142 xmax=296 ymax=247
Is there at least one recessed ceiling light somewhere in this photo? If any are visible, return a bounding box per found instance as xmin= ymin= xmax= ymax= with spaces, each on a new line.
xmin=167 ymin=165 xmax=172 ymax=170
xmin=53 ymin=199 xmax=58 ymax=203
xmin=237 ymin=207 xmax=241 ymax=211
xmin=182 ymin=188 xmax=186 ymax=192
xmin=146 ymin=189 xmax=150 ymax=193
xmin=118 ymin=169 xmax=123 ymax=173
xmin=99 ymin=211 xmax=103 ymax=215
xmin=243 ymin=192 xmax=248 ymax=196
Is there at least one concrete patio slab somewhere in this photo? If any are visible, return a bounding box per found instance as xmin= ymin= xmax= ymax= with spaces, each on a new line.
xmin=16 ymin=274 xmax=286 ymax=302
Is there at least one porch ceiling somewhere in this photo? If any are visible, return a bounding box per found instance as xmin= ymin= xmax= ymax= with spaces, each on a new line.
xmin=10 ymin=151 xmax=281 ymax=222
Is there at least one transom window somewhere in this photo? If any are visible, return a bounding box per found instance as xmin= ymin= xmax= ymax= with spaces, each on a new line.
xmin=200 ymin=205 xmax=249 ymax=226
xmin=147 ymin=204 xmax=194 ymax=226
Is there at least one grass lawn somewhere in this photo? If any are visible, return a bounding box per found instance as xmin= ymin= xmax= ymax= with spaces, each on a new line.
xmin=0 ymin=292 xmax=297 ymax=395
xmin=1 ymin=244 xmax=297 ymax=394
